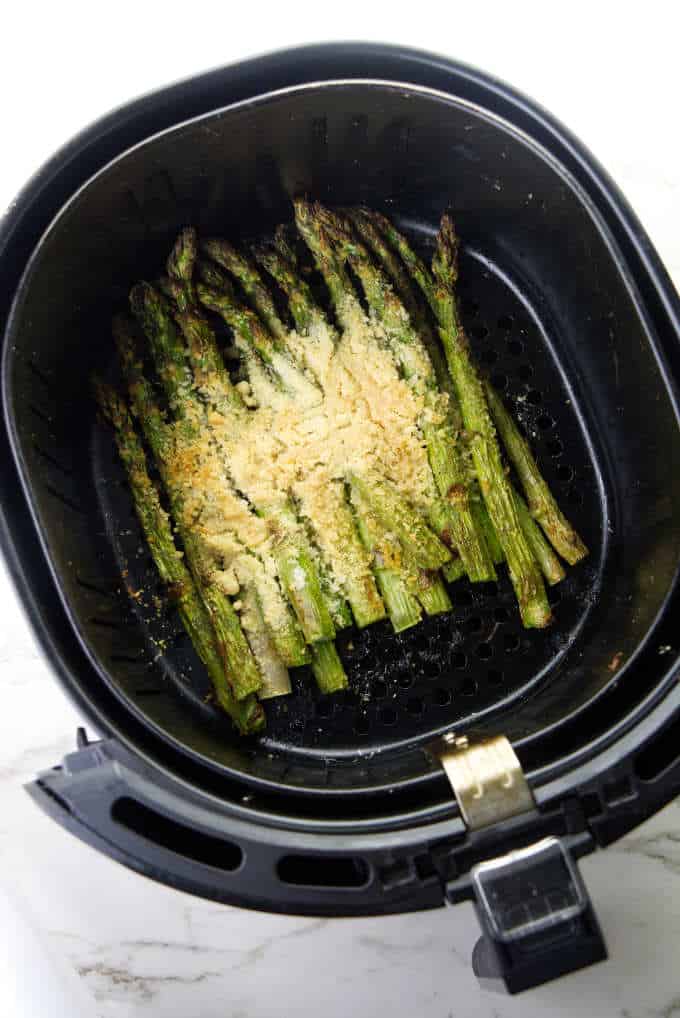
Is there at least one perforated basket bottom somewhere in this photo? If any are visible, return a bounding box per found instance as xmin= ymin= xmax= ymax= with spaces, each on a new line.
xmin=92 ymin=234 xmax=600 ymax=760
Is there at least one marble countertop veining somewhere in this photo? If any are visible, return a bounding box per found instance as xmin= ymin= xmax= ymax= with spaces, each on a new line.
xmin=2 ymin=10 xmax=680 ymax=1017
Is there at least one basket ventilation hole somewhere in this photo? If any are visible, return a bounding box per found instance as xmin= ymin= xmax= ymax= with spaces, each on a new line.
xmin=278 ymin=855 xmax=369 ymax=888
xmin=111 ymin=798 xmax=242 ymax=871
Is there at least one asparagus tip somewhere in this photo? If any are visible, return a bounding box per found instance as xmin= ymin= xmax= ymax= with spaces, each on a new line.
xmin=167 ymin=226 xmax=198 ymax=284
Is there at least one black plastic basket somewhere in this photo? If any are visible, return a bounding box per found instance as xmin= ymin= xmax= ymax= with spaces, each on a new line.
xmin=1 ymin=45 xmax=679 ymax=994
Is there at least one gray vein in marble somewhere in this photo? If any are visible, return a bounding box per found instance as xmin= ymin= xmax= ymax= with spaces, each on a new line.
xmin=55 ymin=917 xmax=332 ymax=1006
xmin=229 ymin=917 xmax=329 ymax=971
xmin=76 ymin=962 xmax=222 ymax=1003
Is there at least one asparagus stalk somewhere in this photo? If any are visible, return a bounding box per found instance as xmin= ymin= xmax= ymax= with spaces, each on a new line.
xmin=202 ymin=238 xmax=288 ymax=341
xmin=345 ymin=207 xmax=424 ymax=330
xmin=443 ymin=557 xmax=466 ymax=583
xmin=239 ymin=587 xmax=292 ymax=698
xmin=294 ymin=202 xmax=487 ymax=589
xmin=348 ymin=472 xmax=451 ymax=571
xmin=310 ymin=641 xmax=348 ymax=694
xmin=114 ymin=315 xmax=264 ymax=698
xmin=411 ymin=566 xmax=453 ymax=615
xmin=254 ymin=244 xmax=335 ymax=341
xmin=484 ymin=382 xmax=588 ymax=565
xmin=270 ymin=504 xmax=337 ymax=643
xmin=294 ymin=199 xmax=365 ymax=327
xmin=351 ymin=489 xmax=422 ymax=633
xmin=513 ymin=490 xmax=566 ymax=586
xmin=349 ymin=207 xmax=451 ymax=388
xmin=273 ymin=223 xmax=300 ymax=267
xmin=138 ymin=276 xmax=312 ymax=669
xmin=129 ymin=283 xmax=192 ymax=416
xmin=360 ymin=209 xmax=437 ymax=310
xmin=349 ymin=206 xmax=511 ymax=574
xmin=197 ymin=277 xmax=285 ymax=372
xmin=472 ymin=501 xmax=504 ymax=565
xmin=431 ymin=215 xmax=551 ymax=628
xmin=94 ymin=378 xmax=264 ymax=732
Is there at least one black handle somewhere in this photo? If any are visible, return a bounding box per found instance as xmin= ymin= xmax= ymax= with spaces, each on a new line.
xmin=25 ymin=733 xmax=444 ymax=917
xmin=469 ymin=836 xmax=607 ymax=993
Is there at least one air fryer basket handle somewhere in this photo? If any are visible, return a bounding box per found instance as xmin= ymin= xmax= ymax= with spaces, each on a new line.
xmin=25 ymin=734 xmax=444 ymax=916
xmin=466 ymin=836 xmax=607 ymax=993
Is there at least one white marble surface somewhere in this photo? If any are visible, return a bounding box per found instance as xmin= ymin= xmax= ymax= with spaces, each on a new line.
xmin=2 ymin=6 xmax=680 ymax=1017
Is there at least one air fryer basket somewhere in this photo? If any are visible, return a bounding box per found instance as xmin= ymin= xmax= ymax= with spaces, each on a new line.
xmin=2 ymin=47 xmax=680 ymax=992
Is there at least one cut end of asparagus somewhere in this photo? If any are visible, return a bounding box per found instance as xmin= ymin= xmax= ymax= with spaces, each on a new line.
xmin=275 ymin=542 xmax=336 ymax=645
xmin=519 ymin=598 xmax=553 ymax=629
xmin=442 ymin=557 xmax=466 ymax=584
xmin=310 ymin=641 xmax=348 ymax=694
xmin=416 ymin=571 xmax=453 ymax=615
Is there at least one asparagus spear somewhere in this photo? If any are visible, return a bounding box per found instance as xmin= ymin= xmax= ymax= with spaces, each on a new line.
xmin=202 ymin=238 xmax=288 ymax=341
xmin=351 ymin=488 xmax=422 ymax=633
xmin=273 ymin=223 xmax=300 ymax=267
xmin=513 ymin=490 xmax=566 ymax=586
xmin=313 ymin=204 xmax=496 ymax=584
xmin=239 ymin=587 xmax=292 ymax=699
xmin=443 ymin=557 xmax=467 ymax=584
xmin=310 ymin=641 xmax=348 ymax=694
xmin=347 ymin=213 xmax=478 ymax=441
xmin=197 ymin=277 xmax=285 ymax=371
xmin=269 ymin=503 xmax=336 ymax=643
xmin=129 ymin=283 xmax=192 ymax=416
xmin=114 ymin=314 xmax=264 ymax=698
xmin=94 ymin=378 xmax=264 ymax=733
xmin=345 ymin=207 xmax=424 ymax=330
xmin=431 ymin=215 xmax=551 ymax=628
xmin=254 ymin=244 xmax=335 ymax=341
xmin=348 ymin=471 xmax=451 ymax=571
xmin=484 ymin=382 xmax=588 ymax=565
xmin=294 ymin=199 xmax=365 ymax=328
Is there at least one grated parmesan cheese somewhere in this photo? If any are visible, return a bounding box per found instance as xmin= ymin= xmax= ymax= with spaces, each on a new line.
xmin=163 ymin=306 xmax=435 ymax=619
